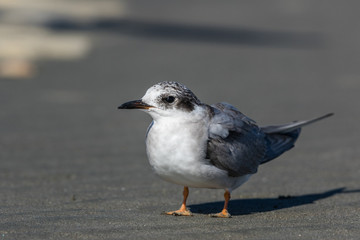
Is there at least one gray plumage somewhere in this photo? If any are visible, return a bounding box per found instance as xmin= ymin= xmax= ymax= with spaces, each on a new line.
xmin=206 ymin=102 xmax=332 ymax=177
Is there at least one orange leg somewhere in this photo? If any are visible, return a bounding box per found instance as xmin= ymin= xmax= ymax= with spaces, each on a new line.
xmin=165 ymin=186 xmax=192 ymax=216
xmin=210 ymin=190 xmax=232 ymax=218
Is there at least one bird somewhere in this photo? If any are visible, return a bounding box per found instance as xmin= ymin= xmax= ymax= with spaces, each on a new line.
xmin=118 ymin=81 xmax=333 ymax=218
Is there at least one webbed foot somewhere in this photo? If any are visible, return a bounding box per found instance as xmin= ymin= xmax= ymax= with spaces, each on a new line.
xmin=163 ymin=209 xmax=193 ymax=216
xmin=209 ymin=209 xmax=231 ymax=218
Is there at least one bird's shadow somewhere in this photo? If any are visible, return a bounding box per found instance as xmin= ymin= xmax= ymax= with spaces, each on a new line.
xmin=188 ymin=187 xmax=358 ymax=216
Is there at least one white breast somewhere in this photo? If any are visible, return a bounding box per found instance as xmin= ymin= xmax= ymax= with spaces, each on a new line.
xmin=145 ymin=111 xmax=229 ymax=189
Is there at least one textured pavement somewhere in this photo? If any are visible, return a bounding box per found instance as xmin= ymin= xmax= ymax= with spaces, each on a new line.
xmin=1 ymin=0 xmax=359 ymax=239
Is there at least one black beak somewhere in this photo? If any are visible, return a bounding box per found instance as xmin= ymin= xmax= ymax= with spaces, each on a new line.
xmin=118 ymin=100 xmax=153 ymax=110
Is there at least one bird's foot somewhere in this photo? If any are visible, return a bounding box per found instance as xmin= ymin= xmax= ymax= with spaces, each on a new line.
xmin=163 ymin=209 xmax=193 ymax=216
xmin=209 ymin=209 xmax=231 ymax=218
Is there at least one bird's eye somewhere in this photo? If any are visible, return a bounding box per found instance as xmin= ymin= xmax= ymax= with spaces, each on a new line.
xmin=163 ymin=96 xmax=175 ymax=103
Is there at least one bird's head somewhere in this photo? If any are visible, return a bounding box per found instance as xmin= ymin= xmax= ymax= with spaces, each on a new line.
xmin=118 ymin=82 xmax=202 ymax=119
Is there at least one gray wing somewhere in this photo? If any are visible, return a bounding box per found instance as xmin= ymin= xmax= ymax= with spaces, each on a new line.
xmin=206 ymin=103 xmax=267 ymax=177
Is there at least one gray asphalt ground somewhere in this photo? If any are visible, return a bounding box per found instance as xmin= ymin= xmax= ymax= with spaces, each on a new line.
xmin=1 ymin=1 xmax=360 ymax=239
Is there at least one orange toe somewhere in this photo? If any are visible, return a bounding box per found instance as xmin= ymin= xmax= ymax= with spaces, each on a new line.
xmin=209 ymin=209 xmax=231 ymax=218
xmin=164 ymin=209 xmax=193 ymax=216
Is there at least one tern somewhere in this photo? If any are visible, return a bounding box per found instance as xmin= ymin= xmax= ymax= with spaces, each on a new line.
xmin=118 ymin=81 xmax=333 ymax=218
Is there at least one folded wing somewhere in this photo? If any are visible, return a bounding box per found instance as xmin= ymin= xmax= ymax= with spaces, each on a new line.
xmin=206 ymin=103 xmax=266 ymax=177
xmin=207 ymin=103 xmax=333 ymax=177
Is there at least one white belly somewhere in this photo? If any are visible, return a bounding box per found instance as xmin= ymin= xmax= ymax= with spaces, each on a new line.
xmin=145 ymin=119 xmax=248 ymax=190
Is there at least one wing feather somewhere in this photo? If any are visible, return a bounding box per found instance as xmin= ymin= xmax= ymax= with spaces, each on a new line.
xmin=206 ymin=103 xmax=266 ymax=177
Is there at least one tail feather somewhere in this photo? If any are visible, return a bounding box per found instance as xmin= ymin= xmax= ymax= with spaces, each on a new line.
xmin=261 ymin=129 xmax=300 ymax=164
xmin=261 ymin=113 xmax=333 ymax=134
xmin=260 ymin=113 xmax=333 ymax=164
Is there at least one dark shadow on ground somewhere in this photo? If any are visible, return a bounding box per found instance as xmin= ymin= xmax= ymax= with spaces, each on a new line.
xmin=45 ymin=18 xmax=324 ymax=49
xmin=189 ymin=188 xmax=358 ymax=216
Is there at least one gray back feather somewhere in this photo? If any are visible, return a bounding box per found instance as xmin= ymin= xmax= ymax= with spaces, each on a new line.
xmin=206 ymin=103 xmax=266 ymax=177
xmin=206 ymin=104 xmax=333 ymax=176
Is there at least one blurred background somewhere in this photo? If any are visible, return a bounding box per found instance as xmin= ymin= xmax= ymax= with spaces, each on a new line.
xmin=0 ymin=0 xmax=359 ymax=239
